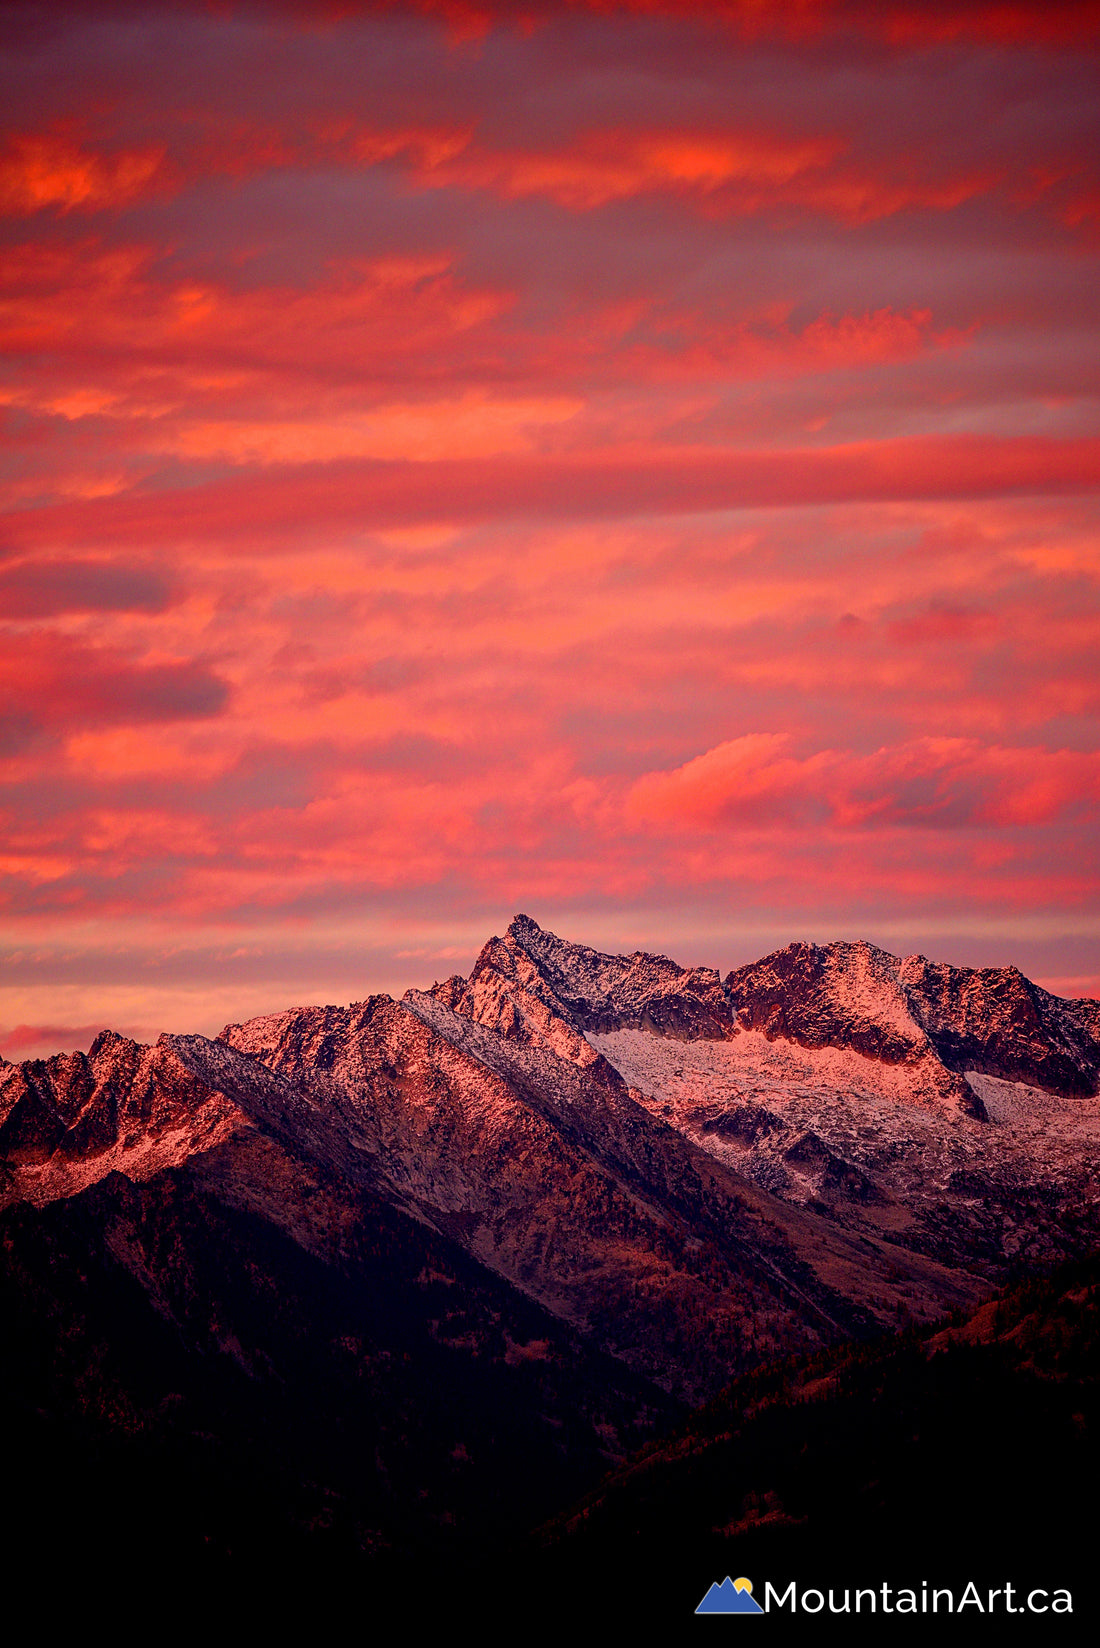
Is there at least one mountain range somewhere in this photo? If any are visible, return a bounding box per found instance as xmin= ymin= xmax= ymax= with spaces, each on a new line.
xmin=3 ymin=914 xmax=1098 ymax=1613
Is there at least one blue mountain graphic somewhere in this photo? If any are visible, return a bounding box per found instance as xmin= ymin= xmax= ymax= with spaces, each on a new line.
xmin=696 ymin=1577 xmax=764 ymax=1614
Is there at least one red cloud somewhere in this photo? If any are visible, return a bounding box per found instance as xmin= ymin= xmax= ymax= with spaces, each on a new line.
xmin=199 ymin=3 xmax=1100 ymax=47
xmin=618 ymin=306 xmax=959 ymax=382
xmin=0 ymin=241 xmax=511 ymax=378
xmin=0 ymin=0 xmax=1096 ymax=993
xmin=427 ymin=127 xmax=843 ymax=210
xmin=240 ymin=1 xmax=1100 ymax=45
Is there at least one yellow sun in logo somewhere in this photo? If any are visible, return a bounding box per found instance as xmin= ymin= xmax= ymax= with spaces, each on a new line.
xmin=733 ymin=1578 xmax=754 ymax=1594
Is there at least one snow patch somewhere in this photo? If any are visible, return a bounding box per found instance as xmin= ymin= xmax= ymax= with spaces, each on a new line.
xmin=966 ymin=1069 xmax=1073 ymax=1125
xmin=587 ymin=1026 xmax=951 ymax=1111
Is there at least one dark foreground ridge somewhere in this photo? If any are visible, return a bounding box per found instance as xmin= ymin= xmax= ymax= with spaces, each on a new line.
xmin=523 ymin=1253 xmax=1100 ymax=1624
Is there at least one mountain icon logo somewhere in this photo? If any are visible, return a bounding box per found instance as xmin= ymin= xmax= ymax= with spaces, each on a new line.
xmin=696 ymin=1576 xmax=765 ymax=1614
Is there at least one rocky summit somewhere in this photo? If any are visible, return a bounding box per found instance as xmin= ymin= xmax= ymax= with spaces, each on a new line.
xmin=2 ymin=915 xmax=1098 ymax=1596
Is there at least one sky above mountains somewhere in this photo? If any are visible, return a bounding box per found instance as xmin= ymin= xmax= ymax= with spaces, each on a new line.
xmin=2 ymin=0 xmax=1098 ymax=1055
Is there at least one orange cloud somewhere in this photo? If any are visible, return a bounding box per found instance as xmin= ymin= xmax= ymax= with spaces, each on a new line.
xmin=428 ymin=128 xmax=841 ymax=209
xmin=162 ymin=394 xmax=582 ymax=465
xmin=0 ymin=134 xmax=167 ymax=214
xmin=418 ymin=125 xmax=997 ymax=222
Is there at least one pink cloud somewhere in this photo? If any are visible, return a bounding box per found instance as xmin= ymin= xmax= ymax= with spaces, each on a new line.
xmin=627 ymin=735 xmax=1100 ymax=831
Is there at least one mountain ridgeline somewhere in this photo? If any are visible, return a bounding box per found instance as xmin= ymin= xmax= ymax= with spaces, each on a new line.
xmin=2 ymin=916 xmax=1098 ymax=1612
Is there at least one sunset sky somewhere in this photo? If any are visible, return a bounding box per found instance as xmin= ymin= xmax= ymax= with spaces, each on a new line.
xmin=2 ymin=0 xmax=1099 ymax=1057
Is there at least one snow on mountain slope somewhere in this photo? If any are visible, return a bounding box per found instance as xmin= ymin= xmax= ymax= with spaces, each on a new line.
xmin=586 ymin=1027 xmax=1100 ymax=1268
xmin=432 ymin=916 xmax=1100 ymax=1272
xmin=727 ymin=940 xmax=1100 ymax=1099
